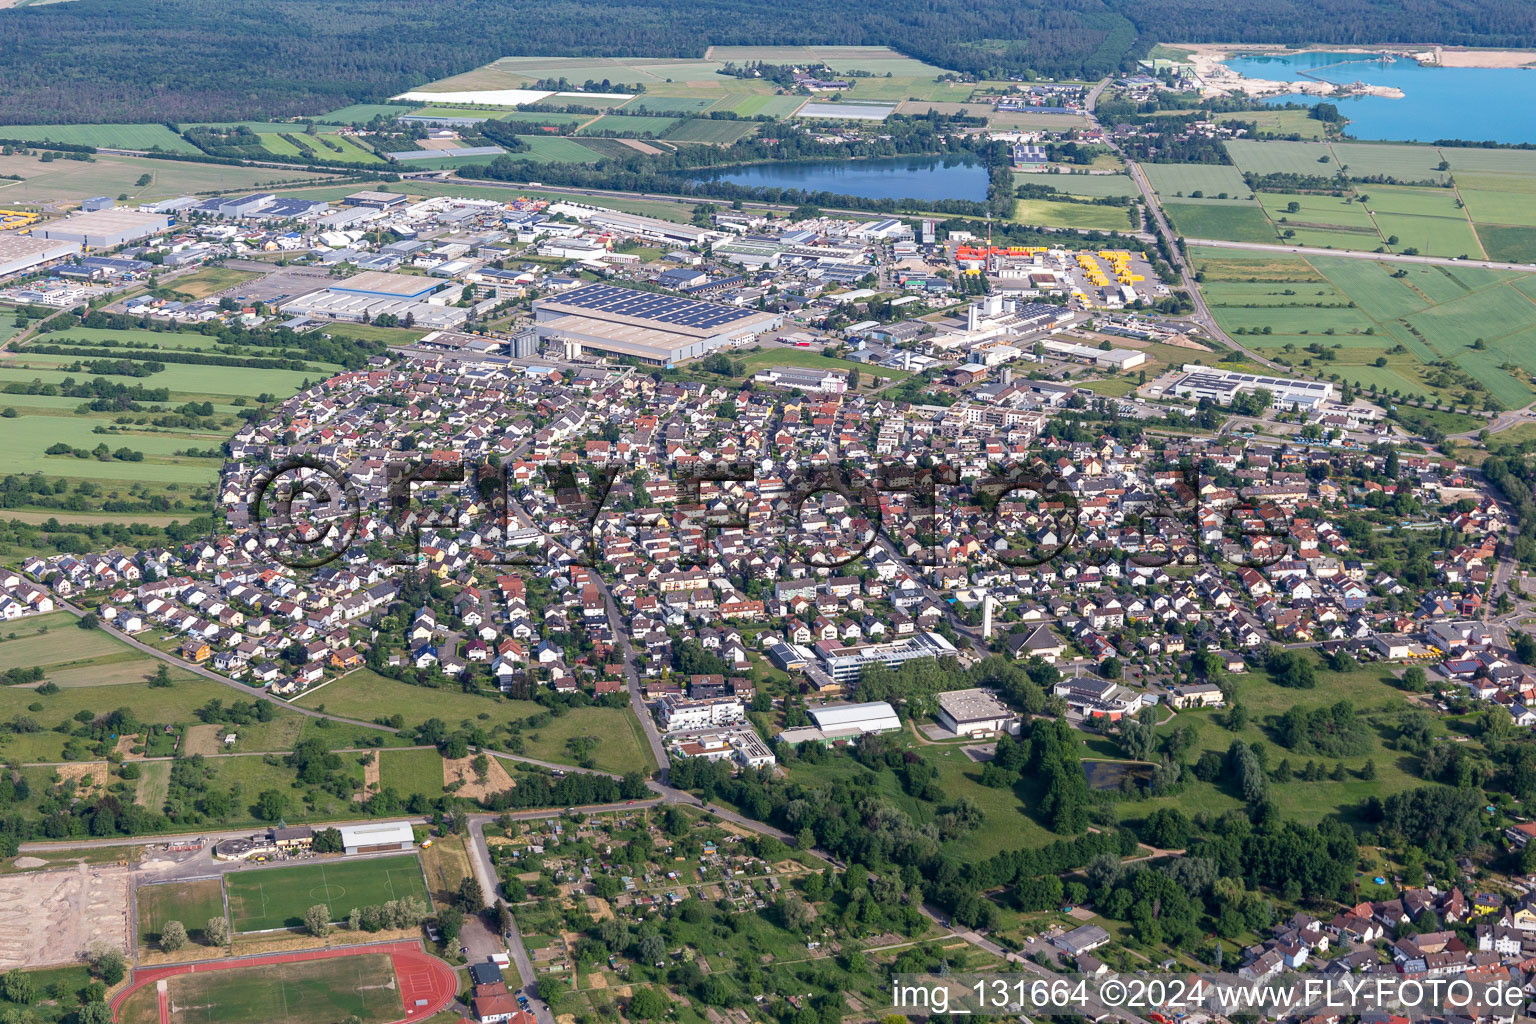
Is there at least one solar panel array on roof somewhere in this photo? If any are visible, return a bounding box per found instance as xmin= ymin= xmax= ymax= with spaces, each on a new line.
xmin=555 ymin=283 xmax=762 ymax=330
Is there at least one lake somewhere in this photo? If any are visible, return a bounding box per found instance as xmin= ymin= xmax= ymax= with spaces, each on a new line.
xmin=694 ymin=154 xmax=989 ymax=202
xmin=1222 ymin=51 xmax=1536 ymax=144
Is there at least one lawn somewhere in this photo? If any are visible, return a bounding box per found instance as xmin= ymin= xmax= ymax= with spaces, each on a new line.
xmin=151 ymin=955 xmax=402 ymax=1024
xmin=226 ymin=856 xmax=430 ymax=931
xmin=137 ymin=878 xmax=226 ymax=945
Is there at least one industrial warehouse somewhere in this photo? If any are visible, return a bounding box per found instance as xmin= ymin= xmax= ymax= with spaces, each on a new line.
xmin=280 ymin=270 xmax=470 ymax=329
xmin=0 ymin=235 xmax=80 ymax=277
xmin=34 ymin=208 xmax=171 ymax=248
xmin=532 ymin=283 xmax=782 ymax=366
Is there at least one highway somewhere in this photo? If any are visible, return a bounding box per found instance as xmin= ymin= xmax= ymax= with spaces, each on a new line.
xmin=1183 ymin=237 xmax=1536 ymax=272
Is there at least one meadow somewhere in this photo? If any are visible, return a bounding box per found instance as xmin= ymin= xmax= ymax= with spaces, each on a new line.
xmin=1141 ymin=163 xmax=1251 ymax=197
xmin=226 ymin=855 xmax=430 ymax=931
xmin=1162 ymin=200 xmax=1278 ymax=243
xmin=1024 ymin=171 xmax=1138 ymax=198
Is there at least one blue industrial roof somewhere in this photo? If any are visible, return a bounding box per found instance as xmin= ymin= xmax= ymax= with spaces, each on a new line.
xmin=552 ymin=283 xmax=763 ymax=330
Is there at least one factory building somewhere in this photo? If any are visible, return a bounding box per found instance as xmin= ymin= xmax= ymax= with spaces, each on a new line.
xmin=0 ymin=235 xmax=80 ymax=278
xmin=1170 ymin=364 xmax=1334 ymax=412
xmin=532 ymin=283 xmax=781 ymax=367
xmin=35 ymin=209 xmax=170 ymax=248
xmin=1040 ymin=338 xmax=1146 ymax=369
xmin=281 ymin=270 xmax=466 ymax=328
xmin=549 ymin=203 xmax=722 ymax=247
xmin=343 ymin=190 xmax=410 ymax=210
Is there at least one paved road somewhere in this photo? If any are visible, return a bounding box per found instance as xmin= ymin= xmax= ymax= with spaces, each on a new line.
xmin=1184 ymin=237 xmax=1536 ymax=272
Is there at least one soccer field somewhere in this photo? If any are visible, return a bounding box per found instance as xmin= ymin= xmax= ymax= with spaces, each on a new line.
xmin=137 ymin=878 xmax=226 ymax=945
xmin=226 ymin=856 xmax=430 ymax=932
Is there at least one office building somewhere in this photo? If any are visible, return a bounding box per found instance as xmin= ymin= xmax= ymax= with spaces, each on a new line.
xmin=815 ymin=631 xmax=957 ymax=685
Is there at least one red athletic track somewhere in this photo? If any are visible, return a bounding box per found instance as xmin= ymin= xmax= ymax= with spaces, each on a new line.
xmin=110 ymin=940 xmax=458 ymax=1024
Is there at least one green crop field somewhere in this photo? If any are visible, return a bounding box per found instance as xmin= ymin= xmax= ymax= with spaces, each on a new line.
xmin=318 ymin=103 xmax=418 ymax=123
xmin=1162 ymin=200 xmax=1277 ymax=243
xmin=624 ymin=95 xmax=716 ymax=114
xmin=513 ymin=135 xmax=605 ymax=163
xmin=128 ymin=955 xmax=402 ymax=1024
xmin=226 ymin=856 xmax=429 ymax=932
xmin=1141 ymin=162 xmax=1251 ymax=197
xmin=1478 ymin=225 xmax=1536 ymax=262
xmin=1258 ymin=191 xmax=1378 ymax=229
xmin=1215 ymin=108 xmax=1327 ymax=139
xmin=1460 ymin=189 xmax=1536 ymax=227
xmin=1198 ymin=248 xmax=1536 ymax=407
xmin=1225 ymin=139 xmax=1340 ymax=176
xmin=137 ymin=878 xmax=226 ymax=945
xmin=722 ymin=94 xmax=806 ymax=118
xmin=1372 ymin=212 xmax=1484 ymax=258
xmin=661 ymin=119 xmax=761 ymax=144
xmin=0 ymin=152 xmax=334 ymax=205
xmin=1011 ymin=198 xmax=1133 ymax=230
xmin=0 ymin=123 xmax=200 ymax=154
xmin=576 ymin=114 xmax=680 ymax=136
xmin=1028 ymin=172 xmax=1138 ymax=198
xmin=1330 ymin=142 xmax=1450 ymax=183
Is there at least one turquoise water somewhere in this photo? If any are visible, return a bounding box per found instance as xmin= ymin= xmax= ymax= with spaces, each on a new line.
xmin=1222 ymin=51 xmax=1536 ymax=144
xmin=694 ymin=154 xmax=989 ymax=201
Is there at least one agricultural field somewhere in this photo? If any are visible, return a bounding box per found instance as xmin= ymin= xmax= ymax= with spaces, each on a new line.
xmin=1162 ymin=200 xmax=1279 ymax=243
xmin=1010 ymin=198 xmax=1134 ymax=231
xmin=0 ymin=123 xmax=200 ymax=154
xmin=0 ymin=152 xmax=334 ymax=204
xmin=1216 ymin=108 xmax=1328 ymax=139
xmin=317 ymin=103 xmax=418 ymax=124
xmin=1193 ymin=244 xmax=1536 ymax=407
xmin=660 ymin=119 xmax=761 ymax=144
xmin=137 ymin=878 xmax=226 ymax=945
xmin=1225 ymin=139 xmax=1340 ymax=176
xmin=513 ymin=136 xmax=605 ymax=163
xmin=1021 ymin=171 xmax=1138 ymax=198
xmin=1141 ymin=163 xmax=1251 ymax=198
xmin=225 ymin=856 xmax=430 ymax=932
xmin=0 ymin=324 xmax=339 ymax=491
xmin=575 ymin=114 xmax=680 ymax=136
xmin=118 ymin=955 xmax=403 ymax=1024
xmin=1330 ymin=142 xmax=1450 ymax=183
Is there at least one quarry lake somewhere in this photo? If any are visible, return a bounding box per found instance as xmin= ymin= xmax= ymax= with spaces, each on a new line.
xmin=1224 ymin=50 xmax=1536 ymax=144
xmin=694 ymin=154 xmax=990 ymax=202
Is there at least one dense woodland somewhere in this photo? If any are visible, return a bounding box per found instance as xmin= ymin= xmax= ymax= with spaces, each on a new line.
xmin=2 ymin=0 xmax=1536 ymax=124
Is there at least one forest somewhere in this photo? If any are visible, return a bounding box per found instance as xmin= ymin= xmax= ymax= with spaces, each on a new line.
xmin=2 ymin=0 xmax=1536 ymax=124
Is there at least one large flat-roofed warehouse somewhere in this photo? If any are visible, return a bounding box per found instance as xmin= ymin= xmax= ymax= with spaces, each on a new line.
xmin=1169 ymin=364 xmax=1333 ymax=412
xmin=0 ymin=235 xmax=80 ymax=277
xmin=533 ymin=283 xmax=781 ymax=367
xmin=35 ymin=208 xmax=170 ymax=248
xmin=281 ymin=270 xmax=466 ymax=328
xmin=329 ymin=271 xmax=441 ymax=300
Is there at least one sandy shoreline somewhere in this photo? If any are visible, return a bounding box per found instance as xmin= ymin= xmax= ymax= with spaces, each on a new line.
xmin=1165 ymin=43 xmax=1536 ymax=100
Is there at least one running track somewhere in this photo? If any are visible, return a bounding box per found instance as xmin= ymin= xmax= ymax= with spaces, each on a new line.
xmin=109 ymin=940 xmax=458 ymax=1024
